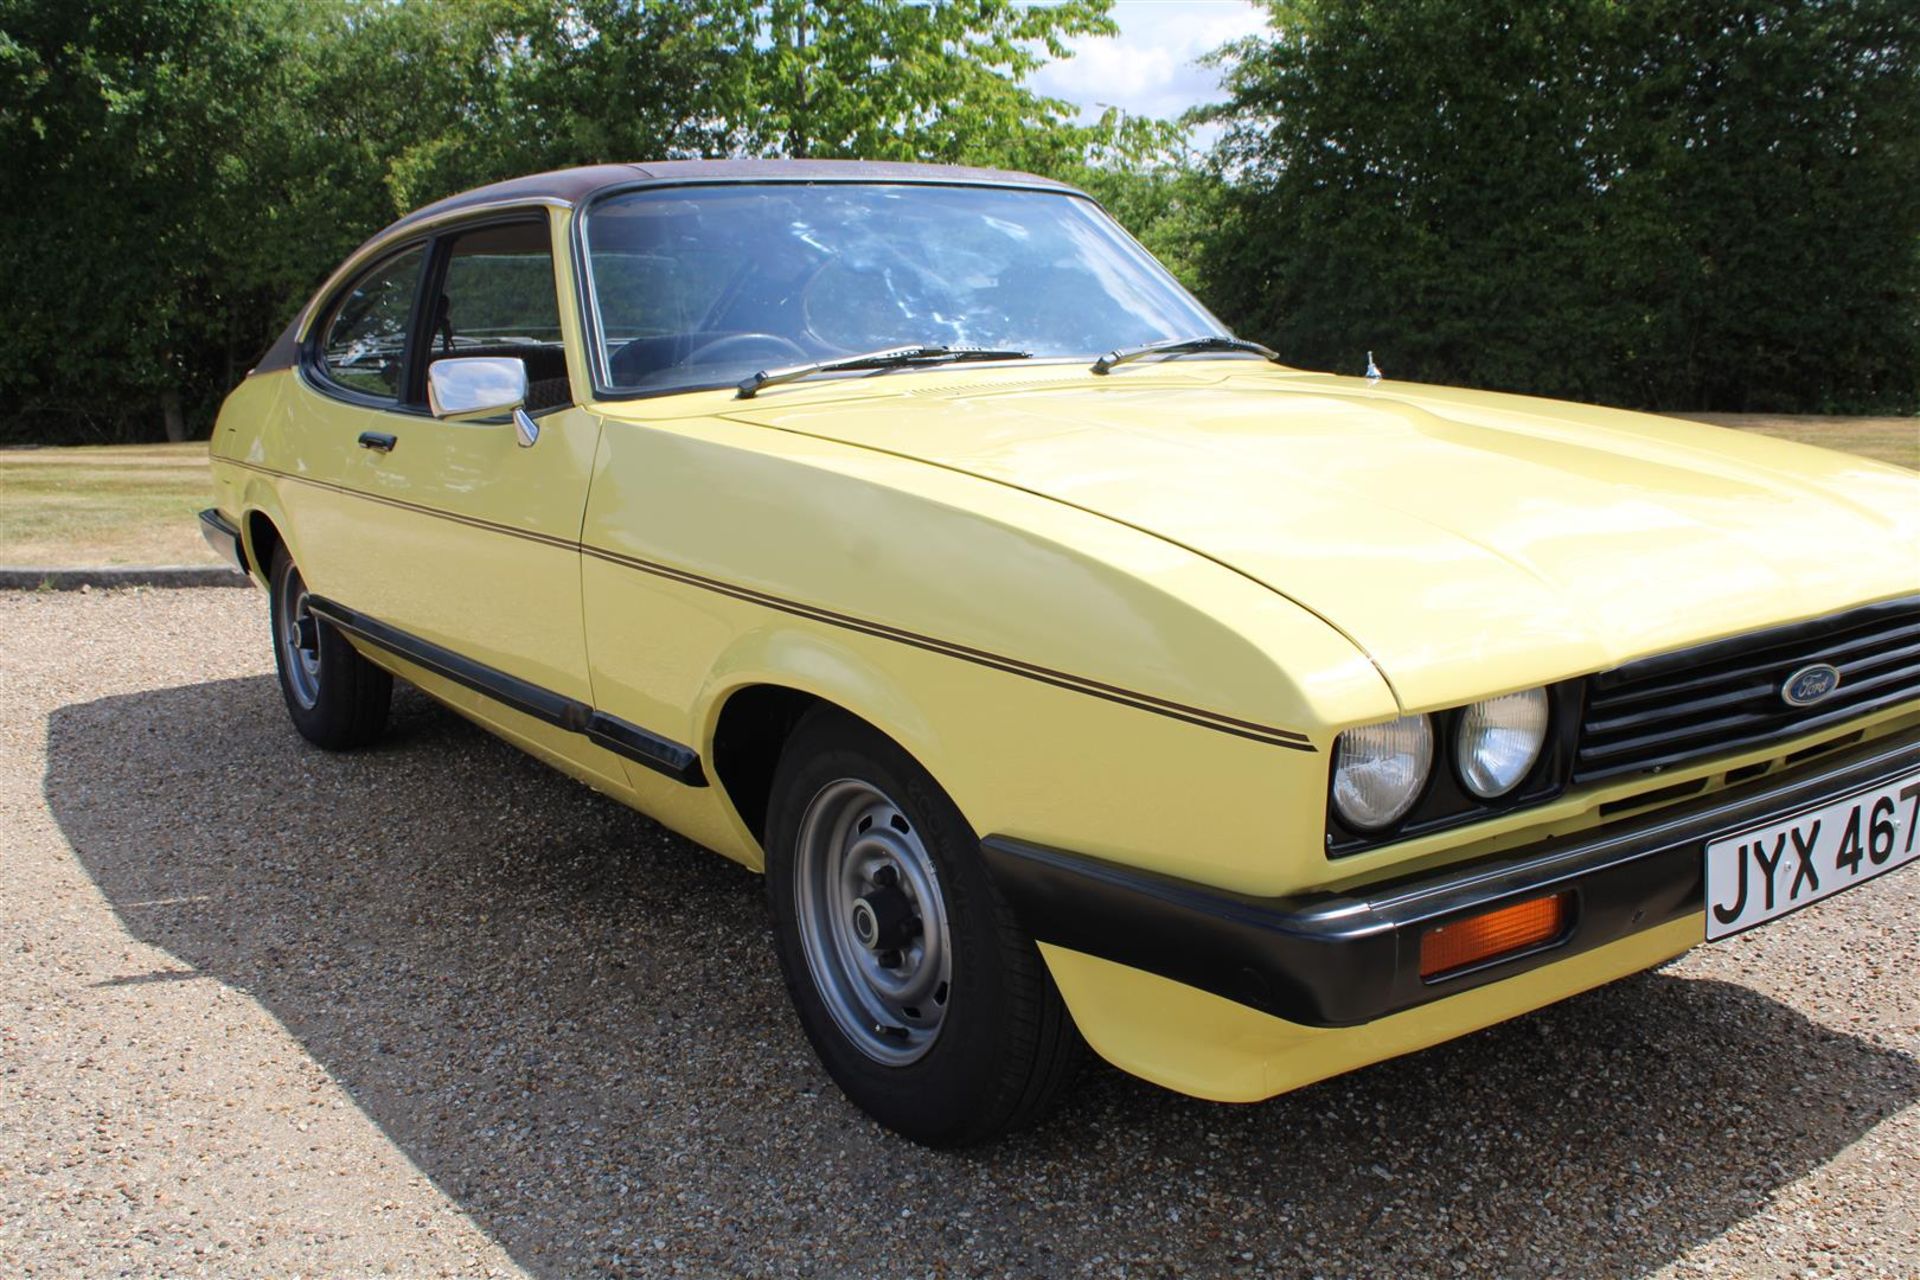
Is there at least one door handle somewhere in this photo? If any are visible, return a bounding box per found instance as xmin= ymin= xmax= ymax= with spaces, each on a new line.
xmin=357 ymin=431 xmax=397 ymax=452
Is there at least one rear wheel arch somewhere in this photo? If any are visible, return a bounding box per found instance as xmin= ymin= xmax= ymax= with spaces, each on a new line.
xmin=243 ymin=510 xmax=283 ymax=582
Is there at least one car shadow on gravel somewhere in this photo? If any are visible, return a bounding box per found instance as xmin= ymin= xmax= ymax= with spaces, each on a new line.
xmin=46 ymin=675 xmax=1920 ymax=1279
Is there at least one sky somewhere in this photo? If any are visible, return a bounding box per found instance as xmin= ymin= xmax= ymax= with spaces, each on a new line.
xmin=1024 ymin=1 xmax=1269 ymax=136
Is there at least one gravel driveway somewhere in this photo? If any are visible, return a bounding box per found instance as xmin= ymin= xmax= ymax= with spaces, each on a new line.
xmin=3 ymin=587 xmax=1917 ymax=1279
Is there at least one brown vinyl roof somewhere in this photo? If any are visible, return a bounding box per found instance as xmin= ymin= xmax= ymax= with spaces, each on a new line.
xmin=386 ymin=158 xmax=1079 ymax=236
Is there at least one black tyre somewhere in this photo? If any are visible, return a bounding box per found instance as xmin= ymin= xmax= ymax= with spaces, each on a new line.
xmin=765 ymin=709 xmax=1082 ymax=1146
xmin=268 ymin=545 xmax=391 ymax=750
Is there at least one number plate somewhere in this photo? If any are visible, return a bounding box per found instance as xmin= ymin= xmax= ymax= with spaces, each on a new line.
xmin=1705 ymin=768 xmax=1920 ymax=941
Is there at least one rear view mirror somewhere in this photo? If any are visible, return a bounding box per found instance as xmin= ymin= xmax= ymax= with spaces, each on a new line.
xmin=427 ymin=357 xmax=539 ymax=447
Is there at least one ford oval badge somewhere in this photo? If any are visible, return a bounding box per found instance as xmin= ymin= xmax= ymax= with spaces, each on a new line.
xmin=1781 ymin=663 xmax=1841 ymax=707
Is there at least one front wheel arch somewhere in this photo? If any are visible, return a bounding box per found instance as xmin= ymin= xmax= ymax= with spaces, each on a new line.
xmin=710 ymin=683 xmax=827 ymax=848
xmin=708 ymin=681 xmax=944 ymax=854
xmin=699 ymin=629 xmax=947 ymax=859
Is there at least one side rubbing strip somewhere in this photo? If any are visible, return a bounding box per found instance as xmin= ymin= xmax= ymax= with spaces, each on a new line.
xmin=585 ymin=712 xmax=705 ymax=785
xmin=306 ymin=597 xmax=706 ymax=786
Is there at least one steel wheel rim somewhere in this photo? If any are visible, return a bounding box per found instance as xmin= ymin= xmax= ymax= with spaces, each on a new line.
xmin=276 ymin=570 xmax=322 ymax=710
xmin=793 ymin=778 xmax=952 ymax=1066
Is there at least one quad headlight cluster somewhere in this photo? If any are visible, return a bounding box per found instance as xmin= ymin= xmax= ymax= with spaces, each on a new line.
xmin=1330 ymin=687 xmax=1556 ymax=840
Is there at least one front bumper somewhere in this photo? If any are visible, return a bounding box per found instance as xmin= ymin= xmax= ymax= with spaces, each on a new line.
xmin=984 ymin=725 xmax=1920 ymax=1029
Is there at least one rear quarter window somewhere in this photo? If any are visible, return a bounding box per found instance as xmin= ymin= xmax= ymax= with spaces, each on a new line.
xmin=316 ymin=245 xmax=427 ymax=401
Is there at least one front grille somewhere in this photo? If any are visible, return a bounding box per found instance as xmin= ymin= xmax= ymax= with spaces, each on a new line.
xmin=1575 ymin=594 xmax=1920 ymax=782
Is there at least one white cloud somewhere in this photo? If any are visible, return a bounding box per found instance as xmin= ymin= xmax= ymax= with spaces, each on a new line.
xmin=1026 ymin=1 xmax=1268 ymax=128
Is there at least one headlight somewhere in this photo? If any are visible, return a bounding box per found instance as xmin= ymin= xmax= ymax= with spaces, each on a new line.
xmin=1456 ymin=688 xmax=1550 ymax=798
xmin=1332 ymin=714 xmax=1434 ymax=829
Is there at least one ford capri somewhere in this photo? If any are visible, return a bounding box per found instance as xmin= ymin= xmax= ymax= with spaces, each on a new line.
xmin=200 ymin=160 xmax=1920 ymax=1145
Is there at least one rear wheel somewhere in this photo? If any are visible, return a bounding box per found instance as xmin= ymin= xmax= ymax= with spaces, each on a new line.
xmin=269 ymin=546 xmax=391 ymax=750
xmin=765 ymin=710 xmax=1082 ymax=1145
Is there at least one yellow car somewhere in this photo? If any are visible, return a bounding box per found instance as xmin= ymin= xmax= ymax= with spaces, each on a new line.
xmin=201 ymin=160 xmax=1920 ymax=1146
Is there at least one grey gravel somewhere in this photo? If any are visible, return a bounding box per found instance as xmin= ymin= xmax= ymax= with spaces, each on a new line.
xmin=2 ymin=586 xmax=1917 ymax=1279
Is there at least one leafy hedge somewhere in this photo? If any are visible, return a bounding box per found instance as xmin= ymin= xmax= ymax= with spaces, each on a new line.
xmin=1201 ymin=0 xmax=1920 ymax=413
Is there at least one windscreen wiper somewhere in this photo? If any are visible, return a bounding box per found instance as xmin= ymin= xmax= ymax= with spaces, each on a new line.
xmin=737 ymin=344 xmax=1032 ymax=399
xmin=1090 ymin=335 xmax=1279 ymax=375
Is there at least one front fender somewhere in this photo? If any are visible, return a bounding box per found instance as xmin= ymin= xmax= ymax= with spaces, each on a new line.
xmin=581 ymin=411 xmax=1395 ymax=893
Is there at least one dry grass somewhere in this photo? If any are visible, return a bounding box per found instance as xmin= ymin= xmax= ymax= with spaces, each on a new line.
xmin=0 ymin=415 xmax=1913 ymax=568
xmin=1673 ymin=413 xmax=1918 ymax=471
xmin=0 ymin=442 xmax=215 ymax=567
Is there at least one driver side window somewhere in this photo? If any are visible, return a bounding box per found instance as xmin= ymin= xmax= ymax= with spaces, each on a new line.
xmin=429 ymin=221 xmax=571 ymax=413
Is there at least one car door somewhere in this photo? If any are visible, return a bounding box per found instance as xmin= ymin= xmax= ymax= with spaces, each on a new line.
xmin=306 ymin=213 xmax=611 ymax=779
xmin=267 ymin=239 xmax=428 ymax=602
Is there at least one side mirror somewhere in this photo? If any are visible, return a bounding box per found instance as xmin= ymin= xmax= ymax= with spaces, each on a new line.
xmin=426 ymin=356 xmax=539 ymax=447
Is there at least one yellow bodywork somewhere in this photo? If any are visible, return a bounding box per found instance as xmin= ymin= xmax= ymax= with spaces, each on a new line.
xmin=209 ymin=204 xmax=1920 ymax=1102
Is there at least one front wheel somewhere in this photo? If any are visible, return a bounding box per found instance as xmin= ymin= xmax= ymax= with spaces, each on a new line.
xmin=268 ymin=545 xmax=391 ymax=750
xmin=765 ymin=711 xmax=1082 ymax=1145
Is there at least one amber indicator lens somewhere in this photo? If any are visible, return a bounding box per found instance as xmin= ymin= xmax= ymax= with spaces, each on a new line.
xmin=1420 ymin=893 xmax=1570 ymax=979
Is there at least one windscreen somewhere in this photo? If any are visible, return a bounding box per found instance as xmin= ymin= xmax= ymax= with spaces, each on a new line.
xmin=582 ymin=183 xmax=1227 ymax=393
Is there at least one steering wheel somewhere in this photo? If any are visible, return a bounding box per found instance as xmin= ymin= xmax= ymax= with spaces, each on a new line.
xmin=685 ymin=332 xmax=810 ymax=367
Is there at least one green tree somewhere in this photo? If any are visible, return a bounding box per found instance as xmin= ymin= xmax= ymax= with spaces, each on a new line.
xmin=362 ymin=0 xmax=746 ymax=212
xmin=719 ymin=0 xmax=1115 ymax=168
